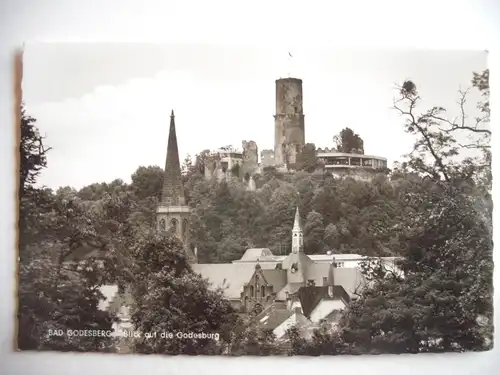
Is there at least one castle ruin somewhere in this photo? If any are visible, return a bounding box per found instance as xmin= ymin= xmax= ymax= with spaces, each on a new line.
xmin=274 ymin=78 xmax=306 ymax=166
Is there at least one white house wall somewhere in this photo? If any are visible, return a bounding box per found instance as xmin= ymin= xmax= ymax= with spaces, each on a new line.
xmin=273 ymin=314 xmax=297 ymax=339
xmin=309 ymin=300 xmax=345 ymax=323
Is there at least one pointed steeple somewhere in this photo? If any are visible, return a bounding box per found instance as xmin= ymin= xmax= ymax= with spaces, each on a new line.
xmin=291 ymin=206 xmax=304 ymax=253
xmin=292 ymin=207 xmax=301 ymax=232
xmin=160 ymin=109 xmax=186 ymax=206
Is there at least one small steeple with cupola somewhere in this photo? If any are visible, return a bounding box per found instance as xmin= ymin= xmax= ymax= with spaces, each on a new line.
xmin=291 ymin=207 xmax=304 ymax=253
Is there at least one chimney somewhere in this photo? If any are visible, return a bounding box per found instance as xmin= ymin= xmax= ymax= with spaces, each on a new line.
xmin=294 ymin=307 xmax=302 ymax=314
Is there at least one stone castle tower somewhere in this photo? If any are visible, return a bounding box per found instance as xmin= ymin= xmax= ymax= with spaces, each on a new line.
xmin=274 ymin=78 xmax=306 ymax=166
xmin=156 ymin=110 xmax=196 ymax=262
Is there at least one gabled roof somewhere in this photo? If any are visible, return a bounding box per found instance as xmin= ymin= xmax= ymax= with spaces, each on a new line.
xmin=257 ymin=309 xmax=294 ymax=331
xmin=297 ymin=286 xmax=350 ymax=318
xmin=282 ymin=251 xmax=313 ymax=284
xmin=239 ymin=248 xmax=275 ymax=262
xmin=192 ymin=262 xmax=275 ymax=300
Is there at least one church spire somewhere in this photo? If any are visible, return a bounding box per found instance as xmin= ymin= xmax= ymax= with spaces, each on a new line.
xmin=160 ymin=109 xmax=186 ymax=206
xmin=291 ymin=206 xmax=303 ymax=253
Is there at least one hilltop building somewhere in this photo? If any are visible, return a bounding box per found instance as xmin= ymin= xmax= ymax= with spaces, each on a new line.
xmin=316 ymin=148 xmax=388 ymax=181
xmin=203 ymin=76 xmax=388 ymax=182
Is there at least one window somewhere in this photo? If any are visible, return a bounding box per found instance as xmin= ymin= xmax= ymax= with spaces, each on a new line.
xmin=249 ymin=285 xmax=254 ymax=297
xmin=170 ymin=219 xmax=178 ymax=232
xmin=307 ymin=280 xmax=315 ymax=286
xmin=261 ymin=285 xmax=266 ymax=298
xmin=323 ymin=277 xmax=327 ymax=285
xmin=335 ymin=262 xmax=344 ymax=268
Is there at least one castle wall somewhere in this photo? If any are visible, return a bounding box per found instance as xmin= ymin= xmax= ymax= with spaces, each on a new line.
xmin=260 ymin=149 xmax=275 ymax=169
xmin=274 ymin=78 xmax=305 ymax=166
xmin=242 ymin=140 xmax=259 ymax=176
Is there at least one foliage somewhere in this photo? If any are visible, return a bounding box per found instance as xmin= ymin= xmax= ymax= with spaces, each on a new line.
xmin=129 ymin=232 xmax=238 ymax=355
xmin=18 ymin=106 xmax=116 ymax=352
xmin=341 ymin=183 xmax=492 ymax=353
xmin=228 ymin=316 xmax=281 ymax=356
xmin=303 ymin=210 xmax=325 ymax=254
xmin=287 ymin=324 xmax=345 ymax=355
xmin=333 ymin=127 xmax=364 ymax=154
xmin=19 ymin=103 xmax=51 ymax=197
xmin=289 ymin=69 xmax=493 ymax=355
xmin=295 ymin=143 xmax=318 ymax=172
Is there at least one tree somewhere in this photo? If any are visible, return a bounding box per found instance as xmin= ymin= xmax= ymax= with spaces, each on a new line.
xmin=295 ymin=143 xmax=318 ymax=172
xmin=228 ymin=316 xmax=280 ymax=356
xmin=129 ymin=231 xmax=238 ymax=354
xmin=291 ymin=70 xmax=492 ymax=355
xmin=130 ymin=166 xmax=164 ymax=201
xmin=303 ymin=210 xmax=325 ymax=254
xmin=333 ymin=128 xmax=364 ymax=154
xmin=18 ymin=183 xmax=118 ymax=352
xmin=341 ymin=183 xmax=492 ymax=353
xmin=181 ymin=154 xmax=194 ymax=175
xmin=18 ymin=107 xmax=117 ymax=351
xmin=262 ymin=184 xmax=299 ymax=251
xmin=18 ymin=245 xmax=117 ymax=352
xmin=324 ymin=223 xmax=340 ymax=250
xmin=287 ymin=324 xmax=345 ymax=356
xmin=393 ymin=71 xmax=490 ymax=184
xmin=19 ymin=103 xmax=51 ymax=197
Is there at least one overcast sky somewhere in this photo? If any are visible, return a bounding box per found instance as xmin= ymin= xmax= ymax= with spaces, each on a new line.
xmin=22 ymin=44 xmax=487 ymax=190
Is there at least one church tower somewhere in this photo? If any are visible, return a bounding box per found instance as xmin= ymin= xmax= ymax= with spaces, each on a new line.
xmin=282 ymin=206 xmax=313 ymax=285
xmin=291 ymin=207 xmax=304 ymax=253
xmin=156 ymin=110 xmax=195 ymax=261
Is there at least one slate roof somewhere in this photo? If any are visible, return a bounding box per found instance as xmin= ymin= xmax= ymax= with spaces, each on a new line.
xmin=260 ymin=269 xmax=287 ymax=291
xmin=192 ymin=262 xmax=276 ymax=300
xmin=276 ymin=282 xmax=303 ymax=301
xmin=307 ymin=263 xmax=366 ymax=297
xmin=297 ymin=286 xmax=350 ymax=318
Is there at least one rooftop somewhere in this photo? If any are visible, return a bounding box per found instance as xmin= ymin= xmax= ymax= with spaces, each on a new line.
xmin=192 ymin=262 xmax=276 ymax=300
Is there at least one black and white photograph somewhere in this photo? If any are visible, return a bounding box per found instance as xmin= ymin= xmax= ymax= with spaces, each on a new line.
xmin=16 ymin=44 xmax=492 ymax=356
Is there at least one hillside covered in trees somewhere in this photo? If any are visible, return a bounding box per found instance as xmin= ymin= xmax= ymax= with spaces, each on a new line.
xmin=17 ymin=69 xmax=492 ymax=355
